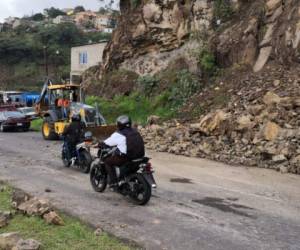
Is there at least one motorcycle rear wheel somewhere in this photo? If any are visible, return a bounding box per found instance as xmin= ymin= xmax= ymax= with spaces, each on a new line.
xmin=90 ymin=165 xmax=107 ymax=192
xmin=129 ymin=174 xmax=151 ymax=206
xmin=79 ymin=150 xmax=92 ymax=174
xmin=62 ymin=150 xmax=71 ymax=168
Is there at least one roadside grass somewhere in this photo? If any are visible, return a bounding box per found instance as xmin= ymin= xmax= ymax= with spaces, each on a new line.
xmin=86 ymin=93 xmax=177 ymax=125
xmin=0 ymin=185 xmax=133 ymax=250
xmin=30 ymin=118 xmax=43 ymax=131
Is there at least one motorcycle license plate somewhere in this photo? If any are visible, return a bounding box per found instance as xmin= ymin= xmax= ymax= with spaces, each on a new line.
xmin=17 ymin=123 xmax=23 ymax=126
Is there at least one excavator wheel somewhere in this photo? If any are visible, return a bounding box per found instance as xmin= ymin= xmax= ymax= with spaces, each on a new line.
xmin=42 ymin=117 xmax=59 ymax=140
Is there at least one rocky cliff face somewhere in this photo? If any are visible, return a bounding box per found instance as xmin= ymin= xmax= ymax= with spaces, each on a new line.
xmin=102 ymin=0 xmax=216 ymax=75
xmin=102 ymin=0 xmax=300 ymax=75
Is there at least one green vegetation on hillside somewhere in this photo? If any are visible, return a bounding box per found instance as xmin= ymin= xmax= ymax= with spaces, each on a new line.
xmin=0 ymin=22 xmax=111 ymax=90
xmin=86 ymin=93 xmax=176 ymax=125
xmin=86 ymin=65 xmax=203 ymax=124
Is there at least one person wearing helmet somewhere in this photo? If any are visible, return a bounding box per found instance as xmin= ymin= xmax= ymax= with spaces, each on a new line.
xmin=62 ymin=114 xmax=85 ymax=161
xmin=102 ymin=115 xmax=145 ymax=187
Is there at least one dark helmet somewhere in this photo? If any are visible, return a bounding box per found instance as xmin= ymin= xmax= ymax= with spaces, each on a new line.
xmin=116 ymin=115 xmax=131 ymax=130
xmin=71 ymin=114 xmax=81 ymax=122
xmin=84 ymin=131 xmax=93 ymax=141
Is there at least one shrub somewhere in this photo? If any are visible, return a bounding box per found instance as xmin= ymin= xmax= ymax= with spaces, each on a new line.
xmin=198 ymin=48 xmax=217 ymax=76
xmin=137 ymin=75 xmax=160 ymax=96
xmin=131 ymin=0 xmax=141 ymax=9
xmin=213 ymin=0 xmax=234 ymax=22
xmin=169 ymin=70 xmax=200 ymax=106
xmin=86 ymin=92 xmax=176 ymax=125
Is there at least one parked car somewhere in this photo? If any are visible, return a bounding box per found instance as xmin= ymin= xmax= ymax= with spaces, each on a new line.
xmin=17 ymin=107 xmax=38 ymax=120
xmin=0 ymin=111 xmax=31 ymax=132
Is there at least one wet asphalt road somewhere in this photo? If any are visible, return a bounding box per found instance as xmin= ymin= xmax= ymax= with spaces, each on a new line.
xmin=0 ymin=132 xmax=300 ymax=250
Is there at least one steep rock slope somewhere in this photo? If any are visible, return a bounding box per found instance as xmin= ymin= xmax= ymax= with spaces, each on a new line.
xmin=102 ymin=0 xmax=300 ymax=75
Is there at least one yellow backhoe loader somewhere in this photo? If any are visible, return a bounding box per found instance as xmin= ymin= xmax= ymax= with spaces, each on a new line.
xmin=35 ymin=79 xmax=116 ymax=140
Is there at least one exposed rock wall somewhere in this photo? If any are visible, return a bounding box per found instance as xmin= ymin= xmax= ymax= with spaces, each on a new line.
xmin=102 ymin=0 xmax=216 ymax=75
xmin=102 ymin=0 xmax=300 ymax=75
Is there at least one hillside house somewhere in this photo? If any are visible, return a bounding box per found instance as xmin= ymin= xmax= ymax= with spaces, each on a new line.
xmin=53 ymin=15 xmax=74 ymax=24
xmin=75 ymin=11 xmax=97 ymax=26
xmin=62 ymin=8 xmax=74 ymax=16
xmin=4 ymin=17 xmax=18 ymax=25
xmin=12 ymin=19 xmax=33 ymax=29
xmin=70 ymin=42 xmax=107 ymax=83
xmin=94 ymin=15 xmax=110 ymax=30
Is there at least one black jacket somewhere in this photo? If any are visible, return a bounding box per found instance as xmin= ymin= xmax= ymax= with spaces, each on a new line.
xmin=118 ymin=127 xmax=145 ymax=160
xmin=63 ymin=121 xmax=85 ymax=143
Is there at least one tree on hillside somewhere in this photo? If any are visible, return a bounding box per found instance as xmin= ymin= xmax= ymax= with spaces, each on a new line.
xmin=44 ymin=7 xmax=66 ymax=18
xmin=98 ymin=0 xmax=118 ymax=11
xmin=36 ymin=23 xmax=85 ymax=47
xmin=98 ymin=7 xmax=108 ymax=14
xmin=74 ymin=6 xmax=85 ymax=13
xmin=32 ymin=13 xmax=44 ymax=21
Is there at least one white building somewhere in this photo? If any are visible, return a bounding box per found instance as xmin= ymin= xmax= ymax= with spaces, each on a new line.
xmin=4 ymin=17 xmax=18 ymax=25
xmin=70 ymin=42 xmax=107 ymax=83
xmin=103 ymin=28 xmax=113 ymax=33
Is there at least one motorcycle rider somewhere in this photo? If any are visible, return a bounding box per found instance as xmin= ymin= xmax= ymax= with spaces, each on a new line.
xmin=102 ymin=115 xmax=145 ymax=187
xmin=62 ymin=114 xmax=85 ymax=163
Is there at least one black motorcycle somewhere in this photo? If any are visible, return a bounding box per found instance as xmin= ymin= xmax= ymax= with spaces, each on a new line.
xmin=90 ymin=147 xmax=157 ymax=205
xmin=62 ymin=132 xmax=93 ymax=173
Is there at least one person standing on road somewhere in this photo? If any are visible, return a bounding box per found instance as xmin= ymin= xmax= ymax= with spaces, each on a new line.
xmin=101 ymin=115 xmax=145 ymax=187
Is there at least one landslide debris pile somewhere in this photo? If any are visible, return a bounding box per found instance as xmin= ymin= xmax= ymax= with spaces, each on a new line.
xmin=141 ymin=66 xmax=300 ymax=174
xmin=86 ymin=0 xmax=300 ymax=174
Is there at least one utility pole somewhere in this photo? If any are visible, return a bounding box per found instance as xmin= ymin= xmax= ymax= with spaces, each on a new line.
xmin=43 ymin=46 xmax=48 ymax=76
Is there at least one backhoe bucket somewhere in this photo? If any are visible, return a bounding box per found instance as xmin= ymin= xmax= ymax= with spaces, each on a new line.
xmin=86 ymin=125 xmax=117 ymax=139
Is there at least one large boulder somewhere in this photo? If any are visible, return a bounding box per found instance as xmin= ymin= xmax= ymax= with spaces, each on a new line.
xmin=12 ymin=239 xmax=41 ymax=250
xmin=0 ymin=211 xmax=13 ymax=228
xmin=253 ymin=46 xmax=272 ymax=72
xmin=263 ymin=121 xmax=281 ymax=141
xmin=263 ymin=91 xmax=281 ymax=106
xmin=236 ymin=115 xmax=255 ymax=131
xmin=12 ymin=190 xmax=32 ymax=208
xmin=194 ymin=110 xmax=231 ymax=136
xmin=17 ymin=198 xmax=50 ymax=217
xmin=43 ymin=211 xmax=64 ymax=226
xmin=266 ymin=0 xmax=282 ymax=16
xmin=0 ymin=232 xmax=21 ymax=250
xmin=147 ymin=115 xmax=160 ymax=125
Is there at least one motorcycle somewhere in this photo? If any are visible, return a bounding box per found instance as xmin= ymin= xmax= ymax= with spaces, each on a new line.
xmin=62 ymin=131 xmax=93 ymax=173
xmin=90 ymin=146 xmax=157 ymax=205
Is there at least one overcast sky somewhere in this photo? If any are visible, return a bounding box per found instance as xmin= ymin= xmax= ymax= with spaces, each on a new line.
xmin=0 ymin=0 xmax=118 ymax=22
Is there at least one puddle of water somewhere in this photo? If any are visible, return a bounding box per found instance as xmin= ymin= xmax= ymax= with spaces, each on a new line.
xmin=170 ymin=178 xmax=193 ymax=184
xmin=226 ymin=197 xmax=239 ymax=201
xmin=192 ymin=197 xmax=255 ymax=218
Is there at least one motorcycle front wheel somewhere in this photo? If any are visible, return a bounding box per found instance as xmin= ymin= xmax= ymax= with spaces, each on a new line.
xmin=90 ymin=165 xmax=107 ymax=192
xmin=129 ymin=174 xmax=152 ymax=206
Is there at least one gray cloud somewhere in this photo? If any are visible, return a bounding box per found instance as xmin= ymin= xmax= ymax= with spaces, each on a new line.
xmin=0 ymin=0 xmax=118 ymax=22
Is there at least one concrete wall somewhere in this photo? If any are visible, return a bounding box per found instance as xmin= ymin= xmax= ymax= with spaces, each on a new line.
xmin=70 ymin=43 xmax=107 ymax=82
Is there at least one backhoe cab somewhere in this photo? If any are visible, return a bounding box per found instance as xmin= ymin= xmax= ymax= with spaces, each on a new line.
xmin=35 ymin=79 xmax=115 ymax=140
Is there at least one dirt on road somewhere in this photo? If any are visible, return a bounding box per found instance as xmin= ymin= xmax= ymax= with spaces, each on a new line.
xmin=0 ymin=132 xmax=300 ymax=250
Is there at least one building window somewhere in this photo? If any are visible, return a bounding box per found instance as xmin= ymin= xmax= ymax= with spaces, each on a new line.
xmin=79 ymin=52 xmax=88 ymax=64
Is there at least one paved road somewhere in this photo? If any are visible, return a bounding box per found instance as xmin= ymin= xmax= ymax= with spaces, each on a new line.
xmin=0 ymin=132 xmax=300 ymax=250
